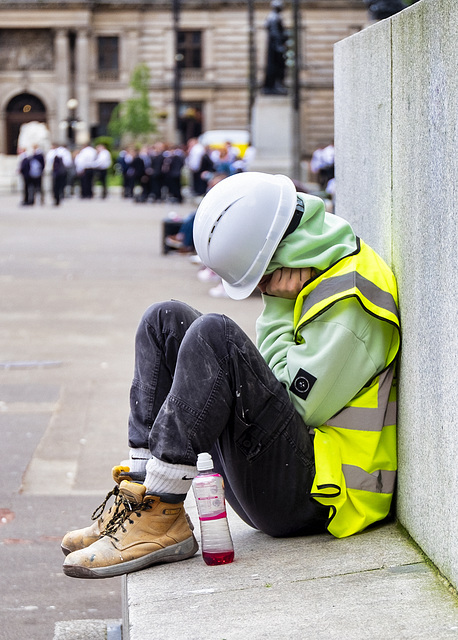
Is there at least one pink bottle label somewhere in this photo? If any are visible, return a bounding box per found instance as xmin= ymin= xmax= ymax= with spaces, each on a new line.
xmin=194 ymin=474 xmax=226 ymax=519
xmin=198 ymin=511 xmax=227 ymax=522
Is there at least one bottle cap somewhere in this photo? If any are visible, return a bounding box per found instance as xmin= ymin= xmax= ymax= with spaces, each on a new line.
xmin=196 ymin=452 xmax=214 ymax=471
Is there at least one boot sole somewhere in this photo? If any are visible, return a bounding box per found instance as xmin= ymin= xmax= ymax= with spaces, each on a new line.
xmin=63 ymin=535 xmax=199 ymax=579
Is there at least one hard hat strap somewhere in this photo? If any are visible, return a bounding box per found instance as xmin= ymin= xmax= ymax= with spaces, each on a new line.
xmin=281 ymin=196 xmax=304 ymax=241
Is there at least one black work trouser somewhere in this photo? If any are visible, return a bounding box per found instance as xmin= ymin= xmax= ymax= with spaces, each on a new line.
xmin=128 ymin=301 xmax=328 ymax=537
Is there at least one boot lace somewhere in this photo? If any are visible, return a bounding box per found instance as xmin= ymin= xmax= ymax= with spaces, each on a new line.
xmin=101 ymin=493 xmax=153 ymax=540
xmin=90 ymin=485 xmax=121 ymax=522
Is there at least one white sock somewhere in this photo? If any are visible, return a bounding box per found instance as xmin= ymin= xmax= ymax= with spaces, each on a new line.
xmin=144 ymin=457 xmax=197 ymax=496
xmin=128 ymin=447 xmax=151 ymax=474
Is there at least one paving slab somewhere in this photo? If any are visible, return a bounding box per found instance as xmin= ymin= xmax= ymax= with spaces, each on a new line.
xmin=125 ymin=503 xmax=458 ymax=640
xmin=0 ymin=190 xmax=261 ymax=639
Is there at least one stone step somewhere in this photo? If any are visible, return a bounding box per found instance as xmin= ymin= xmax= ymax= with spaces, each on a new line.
xmin=53 ymin=619 xmax=122 ymax=640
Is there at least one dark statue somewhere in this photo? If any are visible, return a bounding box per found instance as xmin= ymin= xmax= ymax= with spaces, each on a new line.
xmin=262 ymin=0 xmax=288 ymax=96
xmin=364 ymin=0 xmax=408 ymax=20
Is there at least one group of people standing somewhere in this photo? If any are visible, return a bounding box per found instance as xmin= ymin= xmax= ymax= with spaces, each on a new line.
xmin=116 ymin=137 xmax=252 ymax=204
xmin=17 ymin=142 xmax=112 ymax=207
xmin=117 ymin=142 xmax=186 ymax=203
xmin=17 ymin=136 xmax=253 ymax=207
xmin=73 ymin=143 xmax=113 ymax=200
xmin=186 ymin=137 xmax=254 ymax=197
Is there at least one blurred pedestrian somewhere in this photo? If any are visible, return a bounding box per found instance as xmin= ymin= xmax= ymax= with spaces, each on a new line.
xmin=117 ymin=147 xmax=134 ymax=198
xmin=28 ymin=145 xmax=46 ymax=205
xmin=17 ymin=147 xmax=31 ymax=206
xmin=150 ymin=142 xmax=166 ymax=202
xmin=75 ymin=143 xmax=97 ymax=199
xmin=46 ymin=144 xmax=66 ymax=206
xmin=186 ymin=138 xmax=208 ymax=196
xmin=162 ymin=145 xmax=185 ymax=203
xmin=94 ymin=144 xmax=113 ymax=199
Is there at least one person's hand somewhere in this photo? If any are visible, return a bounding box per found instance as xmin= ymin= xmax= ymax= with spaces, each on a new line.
xmin=258 ymin=267 xmax=314 ymax=299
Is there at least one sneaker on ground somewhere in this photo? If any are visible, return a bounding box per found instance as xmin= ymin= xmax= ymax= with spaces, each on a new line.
xmin=209 ymin=282 xmax=229 ymax=298
xmin=197 ymin=267 xmax=220 ymax=283
xmin=164 ymin=235 xmax=184 ymax=249
xmin=63 ymin=481 xmax=198 ymax=579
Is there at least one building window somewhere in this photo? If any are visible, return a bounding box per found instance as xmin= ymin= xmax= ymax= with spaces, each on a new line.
xmin=97 ymin=102 xmax=118 ymax=137
xmin=97 ymin=36 xmax=119 ymax=80
xmin=177 ymin=31 xmax=202 ymax=69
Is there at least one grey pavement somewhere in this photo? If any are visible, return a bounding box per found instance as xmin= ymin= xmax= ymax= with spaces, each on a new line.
xmin=0 ymin=187 xmax=261 ymax=640
xmin=0 ymin=189 xmax=457 ymax=640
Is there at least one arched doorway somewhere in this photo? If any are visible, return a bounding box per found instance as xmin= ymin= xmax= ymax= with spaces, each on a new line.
xmin=6 ymin=93 xmax=47 ymax=155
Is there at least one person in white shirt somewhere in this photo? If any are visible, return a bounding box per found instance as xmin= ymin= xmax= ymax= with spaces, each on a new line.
xmin=94 ymin=144 xmax=113 ymax=199
xmin=75 ymin=143 xmax=98 ymax=199
xmin=46 ymin=143 xmax=72 ymax=205
xmin=185 ymin=138 xmax=207 ymax=196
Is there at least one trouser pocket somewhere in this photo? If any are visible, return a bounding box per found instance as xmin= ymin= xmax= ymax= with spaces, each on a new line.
xmin=234 ymin=395 xmax=288 ymax=462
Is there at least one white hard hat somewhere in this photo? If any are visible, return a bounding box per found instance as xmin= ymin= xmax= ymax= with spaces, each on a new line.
xmin=193 ymin=172 xmax=297 ymax=300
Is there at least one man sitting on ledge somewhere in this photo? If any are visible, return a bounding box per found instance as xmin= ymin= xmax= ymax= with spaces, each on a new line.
xmin=61 ymin=171 xmax=401 ymax=579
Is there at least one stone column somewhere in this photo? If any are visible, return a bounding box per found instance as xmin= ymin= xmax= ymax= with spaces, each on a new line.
xmin=55 ymin=29 xmax=70 ymax=144
xmin=75 ymin=28 xmax=91 ymax=144
xmin=121 ymin=29 xmax=139 ymax=84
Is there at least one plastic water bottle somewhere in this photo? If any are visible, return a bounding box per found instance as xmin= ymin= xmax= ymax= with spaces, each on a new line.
xmin=192 ymin=452 xmax=234 ymax=566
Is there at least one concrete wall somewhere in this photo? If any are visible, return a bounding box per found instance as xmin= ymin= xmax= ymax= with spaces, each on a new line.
xmin=334 ymin=0 xmax=458 ymax=588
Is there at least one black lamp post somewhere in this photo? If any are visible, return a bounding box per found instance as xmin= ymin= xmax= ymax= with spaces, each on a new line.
xmin=291 ymin=0 xmax=301 ymax=180
xmin=66 ymin=98 xmax=79 ymax=149
xmin=173 ymin=0 xmax=183 ymax=144
xmin=247 ymin=0 xmax=257 ymax=142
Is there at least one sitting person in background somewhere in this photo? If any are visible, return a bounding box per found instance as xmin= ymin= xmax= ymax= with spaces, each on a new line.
xmin=164 ymin=211 xmax=197 ymax=253
xmin=211 ymin=141 xmax=238 ymax=175
xmin=310 ymin=143 xmax=335 ymax=191
xmin=164 ymin=173 xmax=229 ymax=253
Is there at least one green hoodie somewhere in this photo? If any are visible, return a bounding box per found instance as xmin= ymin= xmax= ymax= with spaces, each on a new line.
xmin=256 ymin=193 xmax=397 ymax=428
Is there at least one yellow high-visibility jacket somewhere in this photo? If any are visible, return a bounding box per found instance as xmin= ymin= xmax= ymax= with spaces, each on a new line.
xmin=293 ymin=238 xmax=401 ymax=538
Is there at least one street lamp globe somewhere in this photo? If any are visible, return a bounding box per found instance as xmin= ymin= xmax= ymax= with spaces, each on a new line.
xmin=67 ymin=98 xmax=78 ymax=111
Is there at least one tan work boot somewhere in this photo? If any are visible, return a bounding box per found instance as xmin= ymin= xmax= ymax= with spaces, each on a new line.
xmin=61 ymin=465 xmax=139 ymax=556
xmin=63 ymin=481 xmax=198 ymax=579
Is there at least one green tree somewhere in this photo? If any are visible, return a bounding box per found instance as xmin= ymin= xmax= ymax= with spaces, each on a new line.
xmin=108 ymin=64 xmax=157 ymax=143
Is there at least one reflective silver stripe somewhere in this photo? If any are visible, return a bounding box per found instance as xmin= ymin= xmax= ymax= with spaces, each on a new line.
xmin=384 ymin=401 xmax=397 ymax=427
xmin=325 ymin=402 xmax=397 ymax=431
xmin=301 ymin=272 xmax=399 ymax=321
xmin=342 ymin=464 xmax=396 ymax=494
xmin=325 ymin=367 xmax=396 ymax=431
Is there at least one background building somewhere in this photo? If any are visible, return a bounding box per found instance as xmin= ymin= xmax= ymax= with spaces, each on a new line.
xmin=0 ymin=0 xmax=367 ymax=158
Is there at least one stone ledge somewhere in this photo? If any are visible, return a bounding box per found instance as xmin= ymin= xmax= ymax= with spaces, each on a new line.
xmin=122 ymin=498 xmax=458 ymax=640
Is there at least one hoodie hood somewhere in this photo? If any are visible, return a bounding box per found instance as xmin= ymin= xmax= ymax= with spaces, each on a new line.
xmin=265 ymin=193 xmax=358 ymax=274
